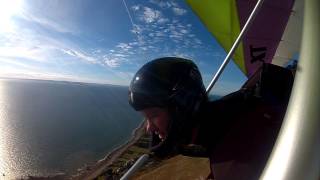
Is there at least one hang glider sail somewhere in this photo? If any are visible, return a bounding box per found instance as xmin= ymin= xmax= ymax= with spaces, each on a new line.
xmin=120 ymin=1 xmax=319 ymax=179
xmin=186 ymin=0 xmax=302 ymax=77
xmin=186 ymin=0 xmax=320 ymax=179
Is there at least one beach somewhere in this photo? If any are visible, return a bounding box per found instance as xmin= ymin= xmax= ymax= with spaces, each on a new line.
xmin=23 ymin=121 xmax=147 ymax=180
xmin=71 ymin=121 xmax=148 ymax=180
xmin=25 ymin=116 xmax=210 ymax=180
xmin=0 ymin=79 xmax=143 ymax=179
xmin=73 ymin=123 xmax=211 ymax=180
xmin=26 ymin=121 xmax=211 ymax=180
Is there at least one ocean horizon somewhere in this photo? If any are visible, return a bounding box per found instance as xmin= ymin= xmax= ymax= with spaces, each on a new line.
xmin=0 ymin=78 xmax=142 ymax=179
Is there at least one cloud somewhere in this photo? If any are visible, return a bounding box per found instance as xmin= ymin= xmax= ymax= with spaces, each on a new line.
xmin=0 ymin=21 xmax=98 ymax=67
xmin=194 ymin=38 xmax=203 ymax=44
xmin=0 ymin=57 xmax=67 ymax=82
xmin=19 ymin=11 xmax=75 ymax=34
xmin=0 ymin=46 xmax=48 ymax=62
xmin=148 ymin=1 xmax=187 ymax=16
xmin=157 ymin=17 xmax=169 ymax=24
xmin=116 ymin=43 xmax=133 ymax=51
xmin=139 ymin=7 xmax=162 ymax=23
xmin=0 ymin=57 xmax=40 ymax=70
xmin=92 ymin=49 xmax=102 ymax=55
xmin=118 ymin=6 xmax=207 ymax=60
xmin=172 ymin=52 xmax=195 ymax=59
xmin=172 ymin=7 xmax=187 ymax=16
xmin=149 ymin=0 xmax=175 ymax=9
xmin=92 ymin=2 xmax=211 ymax=71
xmin=155 ymin=31 xmax=165 ymax=37
xmin=0 ymin=66 xmax=111 ymax=85
xmin=0 ymin=30 xmax=64 ymax=63
xmin=130 ymin=24 xmax=143 ymax=35
xmin=104 ymin=57 xmax=121 ymax=68
xmin=114 ymin=53 xmax=128 ymax=58
xmin=61 ymin=49 xmax=97 ymax=64
xmin=116 ymin=71 xmax=134 ymax=80
xmin=132 ymin=5 xmax=141 ymax=11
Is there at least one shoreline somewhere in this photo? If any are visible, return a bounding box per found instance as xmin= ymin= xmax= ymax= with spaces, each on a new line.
xmin=71 ymin=121 xmax=146 ymax=180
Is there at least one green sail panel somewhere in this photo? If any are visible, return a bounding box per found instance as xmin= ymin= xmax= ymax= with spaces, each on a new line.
xmin=187 ymin=0 xmax=246 ymax=74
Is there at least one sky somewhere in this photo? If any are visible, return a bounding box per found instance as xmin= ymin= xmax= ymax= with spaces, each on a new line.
xmin=0 ymin=0 xmax=247 ymax=96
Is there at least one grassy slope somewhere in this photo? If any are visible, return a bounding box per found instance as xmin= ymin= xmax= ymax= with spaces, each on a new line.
xmin=132 ymin=155 xmax=210 ymax=180
xmin=94 ymin=129 xmax=210 ymax=180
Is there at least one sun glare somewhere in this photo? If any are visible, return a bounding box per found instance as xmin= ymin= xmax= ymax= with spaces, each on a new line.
xmin=0 ymin=0 xmax=23 ymax=32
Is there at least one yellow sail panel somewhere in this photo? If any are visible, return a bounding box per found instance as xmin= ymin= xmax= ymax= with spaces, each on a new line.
xmin=186 ymin=0 xmax=246 ymax=74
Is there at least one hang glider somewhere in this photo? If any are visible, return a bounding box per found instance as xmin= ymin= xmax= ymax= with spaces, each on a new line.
xmin=186 ymin=0 xmax=319 ymax=179
xmin=119 ymin=0 xmax=319 ymax=179
xmin=187 ymin=0 xmax=302 ymax=77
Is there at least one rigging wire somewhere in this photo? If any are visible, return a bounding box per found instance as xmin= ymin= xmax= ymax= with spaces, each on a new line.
xmin=122 ymin=0 xmax=148 ymax=63
xmin=205 ymin=0 xmax=265 ymax=94
xmin=122 ymin=0 xmax=136 ymax=29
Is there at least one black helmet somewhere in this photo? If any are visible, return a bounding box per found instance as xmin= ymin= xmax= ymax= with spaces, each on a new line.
xmin=129 ymin=57 xmax=206 ymax=114
xmin=128 ymin=57 xmax=207 ymax=157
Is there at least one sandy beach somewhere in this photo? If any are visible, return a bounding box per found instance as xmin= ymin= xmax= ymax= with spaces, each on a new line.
xmin=71 ymin=121 xmax=147 ymax=180
xmin=24 ymin=121 xmax=148 ymax=180
xmin=27 ymin=120 xmax=210 ymax=180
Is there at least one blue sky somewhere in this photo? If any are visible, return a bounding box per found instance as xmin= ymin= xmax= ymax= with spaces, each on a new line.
xmin=0 ymin=0 xmax=247 ymax=96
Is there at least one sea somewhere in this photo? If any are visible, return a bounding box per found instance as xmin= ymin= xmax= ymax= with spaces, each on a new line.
xmin=0 ymin=78 xmax=143 ymax=179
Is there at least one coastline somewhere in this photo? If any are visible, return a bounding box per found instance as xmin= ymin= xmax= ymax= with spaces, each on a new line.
xmin=71 ymin=121 xmax=147 ymax=180
xmin=27 ymin=119 xmax=210 ymax=180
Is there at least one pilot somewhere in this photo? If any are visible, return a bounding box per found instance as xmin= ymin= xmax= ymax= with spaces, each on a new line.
xmin=128 ymin=57 xmax=290 ymax=179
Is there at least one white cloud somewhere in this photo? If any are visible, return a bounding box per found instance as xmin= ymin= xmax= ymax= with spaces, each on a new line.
xmin=172 ymin=52 xmax=194 ymax=59
xmin=61 ymin=49 xmax=97 ymax=63
xmin=132 ymin=5 xmax=141 ymax=11
xmin=140 ymin=7 xmax=161 ymax=23
xmin=107 ymin=2 xmax=209 ymax=69
xmin=114 ymin=53 xmax=128 ymax=57
xmin=116 ymin=71 xmax=134 ymax=80
xmin=170 ymin=30 xmax=183 ymax=39
xmin=194 ymin=38 xmax=203 ymax=45
xmin=180 ymin=29 xmax=188 ymax=34
xmin=0 ymin=30 xmax=65 ymax=63
xmin=131 ymin=25 xmax=143 ymax=34
xmin=172 ymin=7 xmax=187 ymax=16
xmin=116 ymin=43 xmax=132 ymax=51
xmin=92 ymin=49 xmax=102 ymax=54
xmin=0 ymin=67 xmax=111 ymax=85
xmin=123 ymin=14 xmax=207 ymax=58
xmin=157 ymin=17 xmax=169 ymax=24
xmin=0 ymin=57 xmax=39 ymax=70
xmin=155 ymin=31 xmax=165 ymax=37
xmin=0 ymin=46 xmax=48 ymax=62
xmin=104 ymin=58 xmax=121 ymax=68
xmin=140 ymin=46 xmax=148 ymax=51
xmin=149 ymin=0 xmax=176 ymax=9
xmin=19 ymin=11 xmax=74 ymax=34
xmin=170 ymin=2 xmax=179 ymax=7
xmin=129 ymin=41 xmax=139 ymax=46
xmin=0 ymin=22 xmax=100 ymax=67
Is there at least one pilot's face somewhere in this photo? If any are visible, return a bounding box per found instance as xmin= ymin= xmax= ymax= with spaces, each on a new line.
xmin=141 ymin=107 xmax=169 ymax=141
